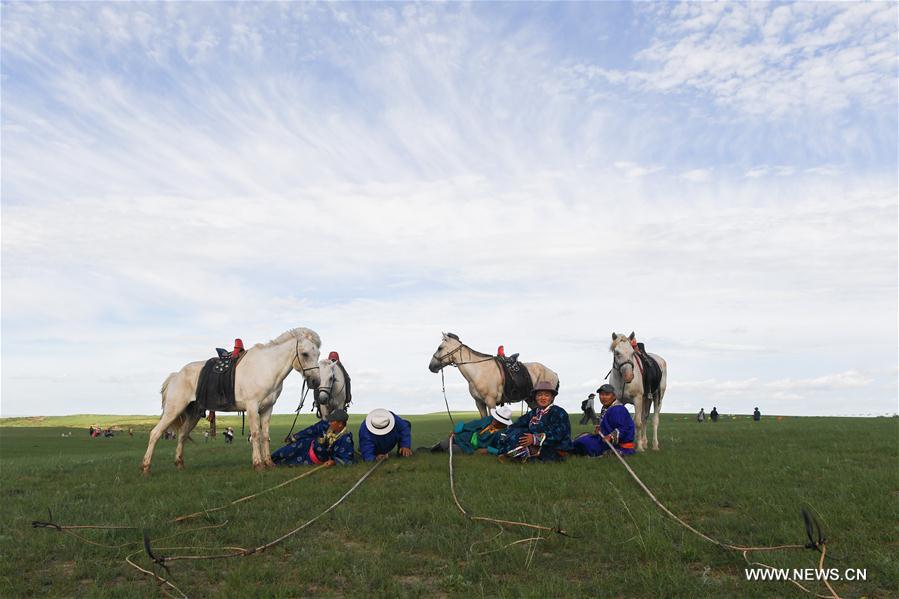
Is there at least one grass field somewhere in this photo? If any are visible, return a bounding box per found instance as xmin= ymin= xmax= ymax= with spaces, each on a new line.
xmin=1 ymin=413 xmax=896 ymax=598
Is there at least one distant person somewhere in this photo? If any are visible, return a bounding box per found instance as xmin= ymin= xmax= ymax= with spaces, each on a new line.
xmin=710 ymin=407 xmax=718 ymax=422
xmin=203 ymin=431 xmax=210 ymax=443
xmin=358 ymin=409 xmax=412 ymax=461
xmin=431 ymin=405 xmax=514 ymax=455
xmin=223 ymin=427 xmax=235 ymax=444
xmin=271 ymin=409 xmax=355 ymax=466
xmin=753 ymin=407 xmax=761 ymax=421
xmin=572 ymin=384 xmax=635 ymax=456
xmin=128 ymin=427 xmax=134 ymax=437
xmin=579 ymin=393 xmax=598 ymax=425
xmin=697 ymin=408 xmax=705 ymax=423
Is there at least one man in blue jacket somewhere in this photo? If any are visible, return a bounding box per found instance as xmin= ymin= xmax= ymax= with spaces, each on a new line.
xmin=572 ymin=384 xmax=636 ymax=456
xmin=271 ymin=409 xmax=355 ymax=466
xmin=358 ymin=408 xmax=413 ymax=461
xmin=502 ymin=381 xmax=572 ymax=461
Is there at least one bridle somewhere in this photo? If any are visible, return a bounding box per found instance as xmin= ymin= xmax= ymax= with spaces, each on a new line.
xmin=315 ymin=364 xmax=345 ymax=405
xmin=295 ymin=339 xmax=320 ymax=380
xmin=433 ymin=342 xmax=495 ymax=369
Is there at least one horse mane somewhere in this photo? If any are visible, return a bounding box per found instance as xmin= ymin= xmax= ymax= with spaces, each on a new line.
xmin=267 ymin=327 xmax=322 ymax=348
xmin=610 ymin=333 xmax=631 ymax=352
xmin=447 ymin=332 xmax=493 ymax=359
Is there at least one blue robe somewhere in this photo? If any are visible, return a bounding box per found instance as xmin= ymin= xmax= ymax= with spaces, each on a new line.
xmin=502 ymin=404 xmax=572 ymax=461
xmin=271 ymin=420 xmax=355 ymax=466
xmin=453 ymin=417 xmax=509 ymax=455
xmin=358 ymin=412 xmax=412 ymax=462
xmin=573 ymin=404 xmax=635 ymax=456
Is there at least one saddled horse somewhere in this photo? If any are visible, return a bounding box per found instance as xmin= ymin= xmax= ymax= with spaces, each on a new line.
xmin=428 ymin=332 xmax=559 ymax=418
xmin=141 ymin=327 xmax=322 ymax=473
xmin=313 ymin=358 xmax=351 ymax=420
xmin=608 ymin=332 xmax=667 ymax=452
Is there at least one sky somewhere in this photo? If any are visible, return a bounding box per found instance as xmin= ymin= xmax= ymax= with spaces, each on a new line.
xmin=2 ymin=1 xmax=897 ymax=418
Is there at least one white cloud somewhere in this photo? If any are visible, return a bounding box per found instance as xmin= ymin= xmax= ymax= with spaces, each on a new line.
xmin=1 ymin=2 xmax=896 ymax=419
xmin=680 ymin=169 xmax=712 ymax=182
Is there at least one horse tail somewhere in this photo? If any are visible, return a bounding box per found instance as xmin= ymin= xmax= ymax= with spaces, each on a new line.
xmin=160 ymin=372 xmax=178 ymax=411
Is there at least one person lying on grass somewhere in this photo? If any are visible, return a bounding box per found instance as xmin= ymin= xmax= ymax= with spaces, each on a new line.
xmin=501 ymin=381 xmax=572 ymax=462
xmin=271 ymin=409 xmax=355 ymax=467
xmin=431 ymin=404 xmax=514 ymax=455
xmin=571 ymin=384 xmax=635 ymax=457
xmin=358 ymin=408 xmax=413 ymax=461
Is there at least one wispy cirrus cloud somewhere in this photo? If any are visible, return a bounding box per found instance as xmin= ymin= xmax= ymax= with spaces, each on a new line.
xmin=1 ymin=2 xmax=896 ymax=417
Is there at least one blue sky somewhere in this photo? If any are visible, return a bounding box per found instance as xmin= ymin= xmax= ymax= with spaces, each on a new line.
xmin=2 ymin=1 xmax=896 ymax=417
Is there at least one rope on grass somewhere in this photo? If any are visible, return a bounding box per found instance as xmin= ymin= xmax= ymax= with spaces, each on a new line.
xmin=172 ymin=463 xmax=328 ymax=522
xmin=141 ymin=459 xmax=383 ymax=565
xmin=448 ymin=436 xmax=569 ymax=536
xmin=601 ymin=437 xmax=841 ymax=599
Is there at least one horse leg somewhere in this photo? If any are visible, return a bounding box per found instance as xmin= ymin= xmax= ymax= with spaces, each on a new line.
xmin=260 ymin=404 xmax=276 ymax=469
xmin=174 ymin=409 xmax=202 ymax=469
xmin=245 ymin=407 xmax=265 ymax=470
xmin=141 ymin=405 xmax=185 ymax=475
xmin=651 ymin=395 xmax=662 ymax=451
xmin=633 ymin=393 xmax=646 ymax=452
xmin=642 ymin=396 xmax=653 ymax=451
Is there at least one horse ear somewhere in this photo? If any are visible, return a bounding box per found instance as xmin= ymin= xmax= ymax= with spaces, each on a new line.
xmin=628 ymin=331 xmax=635 ymax=340
xmin=612 ymin=333 xmax=618 ymax=341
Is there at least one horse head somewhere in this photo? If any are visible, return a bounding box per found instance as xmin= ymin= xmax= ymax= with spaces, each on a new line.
xmin=292 ymin=332 xmax=321 ymax=389
xmin=610 ymin=331 xmax=637 ymax=384
xmin=316 ymin=358 xmax=338 ymax=410
xmin=429 ymin=332 xmax=461 ymax=373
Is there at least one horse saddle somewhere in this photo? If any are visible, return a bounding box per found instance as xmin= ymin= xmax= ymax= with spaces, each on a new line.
xmin=195 ymin=351 xmax=245 ymax=411
xmin=496 ymin=356 xmax=532 ymax=404
xmin=636 ymin=350 xmax=662 ymax=398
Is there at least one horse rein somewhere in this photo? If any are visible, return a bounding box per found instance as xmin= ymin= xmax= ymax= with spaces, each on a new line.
xmin=434 ymin=343 xmax=496 ymax=368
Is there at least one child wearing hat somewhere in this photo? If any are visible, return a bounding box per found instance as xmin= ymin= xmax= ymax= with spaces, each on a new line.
xmin=432 ymin=405 xmax=515 ymax=455
xmin=501 ymin=381 xmax=572 ymax=461
xmin=271 ymin=409 xmax=355 ymax=467
xmin=572 ymin=384 xmax=636 ymax=456
xmin=358 ymin=409 xmax=413 ymax=461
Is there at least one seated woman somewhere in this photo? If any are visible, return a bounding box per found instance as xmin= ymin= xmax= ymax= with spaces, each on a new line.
xmin=432 ymin=405 xmax=514 ymax=455
xmin=501 ymin=381 xmax=572 ymax=461
xmin=572 ymin=384 xmax=635 ymax=456
xmin=271 ymin=409 xmax=355 ymax=467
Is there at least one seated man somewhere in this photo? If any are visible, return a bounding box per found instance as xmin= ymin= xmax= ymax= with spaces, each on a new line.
xmin=572 ymin=384 xmax=635 ymax=456
xmin=432 ymin=405 xmax=514 ymax=455
xmin=358 ymin=408 xmax=412 ymax=461
xmin=271 ymin=409 xmax=355 ymax=466
xmin=501 ymin=381 xmax=572 ymax=461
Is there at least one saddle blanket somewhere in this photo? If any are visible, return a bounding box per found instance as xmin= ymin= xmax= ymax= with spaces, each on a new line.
xmin=195 ymin=351 xmax=244 ymax=411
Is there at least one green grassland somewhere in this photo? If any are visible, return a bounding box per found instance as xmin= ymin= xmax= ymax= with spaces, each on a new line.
xmin=1 ymin=413 xmax=896 ymax=598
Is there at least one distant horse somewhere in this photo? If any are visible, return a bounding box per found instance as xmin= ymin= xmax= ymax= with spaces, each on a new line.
xmin=141 ymin=327 xmax=322 ymax=473
xmin=608 ymin=332 xmax=667 ymax=452
xmin=428 ymin=332 xmax=559 ymax=418
xmin=314 ymin=358 xmax=351 ymax=420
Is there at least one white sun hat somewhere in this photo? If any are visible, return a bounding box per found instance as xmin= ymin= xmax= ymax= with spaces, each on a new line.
xmin=365 ymin=408 xmax=395 ymax=436
xmin=490 ymin=405 xmax=514 ymax=426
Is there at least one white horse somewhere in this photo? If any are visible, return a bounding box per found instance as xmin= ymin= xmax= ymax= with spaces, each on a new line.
xmin=141 ymin=327 xmax=322 ymax=473
xmin=428 ymin=332 xmax=560 ymax=418
xmin=313 ymin=358 xmax=351 ymax=420
xmin=608 ymin=332 xmax=667 ymax=452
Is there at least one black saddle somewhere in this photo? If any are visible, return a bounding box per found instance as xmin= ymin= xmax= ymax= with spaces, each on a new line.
xmin=195 ymin=350 xmax=241 ymax=411
xmin=496 ymin=356 xmax=533 ymax=404
xmin=637 ymin=349 xmax=662 ymax=399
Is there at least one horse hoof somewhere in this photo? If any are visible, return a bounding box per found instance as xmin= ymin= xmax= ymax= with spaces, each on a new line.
xmin=264 ymin=461 xmax=276 ymax=470
xmin=253 ymin=462 xmax=266 ymax=472
xmin=175 ymin=461 xmax=184 ymax=470
xmin=141 ymin=466 xmax=151 ymax=476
